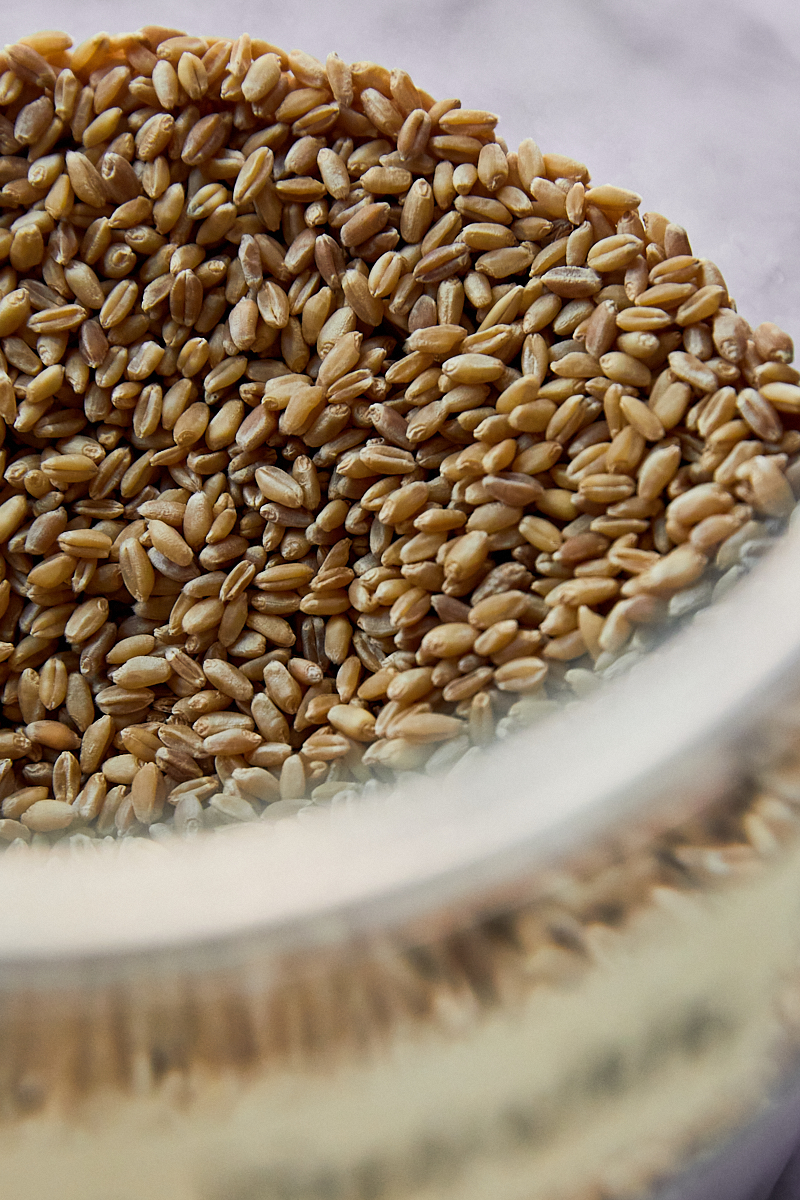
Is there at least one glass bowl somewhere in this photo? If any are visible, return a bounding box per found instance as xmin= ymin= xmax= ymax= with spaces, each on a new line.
xmin=0 ymin=3 xmax=799 ymax=1198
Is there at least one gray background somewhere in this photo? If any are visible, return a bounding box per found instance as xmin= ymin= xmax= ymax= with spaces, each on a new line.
xmin=2 ymin=0 xmax=799 ymax=336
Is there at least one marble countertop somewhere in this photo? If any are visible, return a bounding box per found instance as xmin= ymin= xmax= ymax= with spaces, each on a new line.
xmin=2 ymin=1 xmax=798 ymax=334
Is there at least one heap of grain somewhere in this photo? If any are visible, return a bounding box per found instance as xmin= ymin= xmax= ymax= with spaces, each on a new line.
xmin=0 ymin=27 xmax=795 ymax=844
